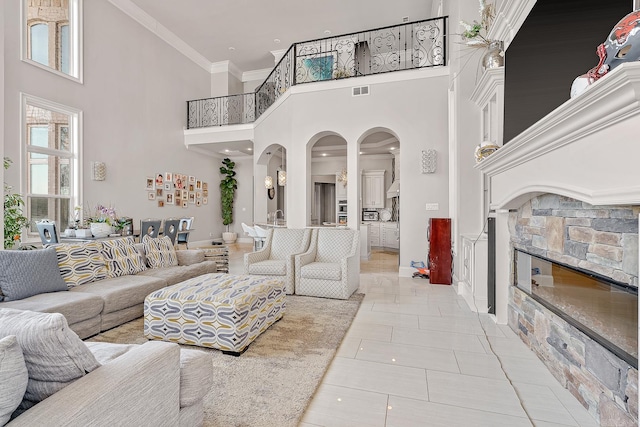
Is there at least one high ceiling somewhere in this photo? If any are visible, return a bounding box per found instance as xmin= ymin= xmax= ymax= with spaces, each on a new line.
xmin=127 ymin=0 xmax=430 ymax=158
xmin=130 ymin=0 xmax=434 ymax=72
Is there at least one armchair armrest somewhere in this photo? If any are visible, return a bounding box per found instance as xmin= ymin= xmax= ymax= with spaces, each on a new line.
xmin=244 ymin=245 xmax=271 ymax=274
xmin=8 ymin=341 xmax=181 ymax=426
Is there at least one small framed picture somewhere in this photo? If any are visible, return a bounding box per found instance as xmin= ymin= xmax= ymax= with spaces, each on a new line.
xmin=164 ymin=183 xmax=171 ymax=191
xmin=188 ymin=175 xmax=196 ymax=184
xmin=188 ymin=184 xmax=194 ymax=192
xmin=189 ymin=193 xmax=196 ymax=204
xmin=175 ymin=190 xmax=181 ymax=197
xmin=146 ymin=177 xmax=155 ymax=190
xmin=148 ymin=192 xmax=156 ymax=200
xmin=196 ymin=191 xmax=202 ymax=199
xmin=155 ymin=174 xmax=164 ymax=187
xmin=181 ymin=190 xmax=188 ymax=199
xmin=202 ymin=182 xmax=208 ymax=191
xmin=196 ymin=199 xmax=202 ymax=207
xmin=196 ymin=180 xmax=202 ymax=190
xmin=203 ymin=197 xmax=208 ymax=205
xmin=166 ymin=193 xmax=174 ymax=204
xmin=175 ymin=176 xmax=184 ymax=190
xmin=203 ymin=190 xmax=209 ymax=197
xmin=158 ymin=200 xmax=165 ymax=208
xmin=156 ymin=189 xmax=163 ymax=197
xmin=175 ymin=197 xmax=182 ymax=206
xmin=165 ymin=172 xmax=172 ymax=182
xmin=182 ymin=200 xmax=188 ymax=208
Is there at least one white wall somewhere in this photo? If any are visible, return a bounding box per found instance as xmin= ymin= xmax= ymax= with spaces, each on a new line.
xmin=252 ymin=69 xmax=449 ymax=270
xmin=0 ymin=1 xmax=5 ymax=247
xmin=226 ymin=156 xmax=253 ymax=235
xmin=244 ymin=79 xmax=263 ymax=93
xmin=3 ymin=0 xmax=218 ymax=242
xmin=448 ymin=0 xmax=488 ymax=281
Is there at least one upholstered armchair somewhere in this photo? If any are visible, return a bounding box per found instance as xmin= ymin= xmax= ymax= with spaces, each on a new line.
xmin=295 ymin=228 xmax=360 ymax=300
xmin=243 ymin=228 xmax=312 ymax=294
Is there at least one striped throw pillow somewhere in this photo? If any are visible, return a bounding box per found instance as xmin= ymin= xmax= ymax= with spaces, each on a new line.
xmin=52 ymin=242 xmax=108 ymax=287
xmin=100 ymin=236 xmax=147 ymax=277
xmin=142 ymin=235 xmax=178 ymax=268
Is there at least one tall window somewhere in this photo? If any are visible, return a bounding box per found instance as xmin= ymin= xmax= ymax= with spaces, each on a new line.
xmin=23 ymin=0 xmax=82 ymax=82
xmin=23 ymin=95 xmax=81 ymax=237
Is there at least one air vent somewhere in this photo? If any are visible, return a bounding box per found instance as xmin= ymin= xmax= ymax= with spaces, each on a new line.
xmin=402 ymin=16 xmax=409 ymax=22
xmin=352 ymin=85 xmax=370 ymax=97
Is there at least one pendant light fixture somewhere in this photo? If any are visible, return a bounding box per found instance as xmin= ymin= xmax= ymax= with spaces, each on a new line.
xmin=264 ymin=152 xmax=273 ymax=189
xmin=278 ymin=147 xmax=286 ymax=186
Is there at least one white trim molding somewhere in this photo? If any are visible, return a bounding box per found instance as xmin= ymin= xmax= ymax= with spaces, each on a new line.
xmin=477 ymin=62 xmax=640 ymax=210
xmin=488 ymin=0 xmax=537 ymax=50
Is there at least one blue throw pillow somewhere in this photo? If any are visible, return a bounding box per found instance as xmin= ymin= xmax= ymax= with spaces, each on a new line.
xmin=0 ymin=247 xmax=67 ymax=301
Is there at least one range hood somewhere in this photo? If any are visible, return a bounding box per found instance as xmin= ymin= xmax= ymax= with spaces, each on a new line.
xmin=386 ymin=150 xmax=400 ymax=198
xmin=386 ymin=180 xmax=399 ymax=198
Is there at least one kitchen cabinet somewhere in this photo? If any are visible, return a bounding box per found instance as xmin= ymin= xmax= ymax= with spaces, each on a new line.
xmin=381 ymin=222 xmax=399 ymax=249
xmin=362 ymin=170 xmax=385 ymax=209
xmin=360 ymin=224 xmax=371 ymax=260
xmin=368 ymin=222 xmax=380 ymax=247
xmin=460 ymin=234 xmax=488 ymax=313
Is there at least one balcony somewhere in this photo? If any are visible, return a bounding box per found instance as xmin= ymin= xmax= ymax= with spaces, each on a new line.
xmin=187 ymin=16 xmax=448 ymax=129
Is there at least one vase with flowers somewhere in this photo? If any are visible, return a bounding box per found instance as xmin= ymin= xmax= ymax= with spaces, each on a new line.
xmin=459 ymin=0 xmax=503 ymax=70
xmin=86 ymin=204 xmax=127 ymax=238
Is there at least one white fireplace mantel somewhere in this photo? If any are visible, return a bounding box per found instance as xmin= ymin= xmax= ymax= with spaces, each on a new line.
xmin=476 ymin=62 xmax=640 ymax=210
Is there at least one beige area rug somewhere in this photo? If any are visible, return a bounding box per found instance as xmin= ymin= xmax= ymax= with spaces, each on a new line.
xmin=87 ymin=293 xmax=364 ymax=427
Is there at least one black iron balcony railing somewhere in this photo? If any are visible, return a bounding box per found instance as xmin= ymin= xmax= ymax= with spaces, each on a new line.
xmin=187 ymin=16 xmax=447 ymax=129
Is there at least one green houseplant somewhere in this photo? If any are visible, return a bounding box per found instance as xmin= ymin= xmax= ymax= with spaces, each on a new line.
xmin=4 ymin=157 xmax=30 ymax=249
xmin=219 ymin=157 xmax=237 ymax=243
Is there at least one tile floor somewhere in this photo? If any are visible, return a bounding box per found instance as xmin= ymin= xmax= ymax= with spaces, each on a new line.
xmin=227 ymin=244 xmax=599 ymax=427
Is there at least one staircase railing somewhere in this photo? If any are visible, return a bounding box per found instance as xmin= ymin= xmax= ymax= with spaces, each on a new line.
xmin=187 ymin=16 xmax=447 ymax=129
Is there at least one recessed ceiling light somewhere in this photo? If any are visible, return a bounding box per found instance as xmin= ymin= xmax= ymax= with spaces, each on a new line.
xmin=274 ymin=38 xmax=281 ymax=43
xmin=322 ymin=153 xmax=328 ymax=157
xmin=225 ymin=149 xmax=229 ymax=152
xmin=324 ymin=30 xmax=331 ymax=35
xmin=247 ymin=148 xmax=252 ymax=151
xmin=390 ymin=147 xmax=396 ymax=150
xmin=359 ymin=151 xmax=363 ymax=154
xmin=228 ymin=47 xmax=235 ymax=51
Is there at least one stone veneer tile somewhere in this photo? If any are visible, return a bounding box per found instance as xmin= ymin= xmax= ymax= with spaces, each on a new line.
xmin=593 ymin=231 xmax=621 ymax=246
xmin=536 ymin=194 xmax=561 ymax=209
xmin=564 ymin=240 xmax=588 ymax=260
xmin=532 ymin=235 xmax=548 ymax=250
xmin=578 ymin=260 xmax=615 ymax=278
xmin=588 ymin=244 xmax=623 ymax=262
xmin=585 ymin=253 xmax=622 ymax=270
xmin=591 ymin=219 xmax=638 ymax=234
xmin=569 ymin=226 xmax=595 ymax=243
xmin=545 ymin=217 xmax=564 ymax=254
xmin=610 ymin=209 xmax=636 ymax=219
xmin=566 ymin=217 xmax=592 ymax=227
xmin=530 ymin=216 xmax=546 ymax=228
xmin=622 ymin=234 xmax=639 ymax=276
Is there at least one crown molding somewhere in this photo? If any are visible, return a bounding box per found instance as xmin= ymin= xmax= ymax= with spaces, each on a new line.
xmin=107 ymin=0 xmax=212 ymax=72
xmin=469 ymin=67 xmax=504 ymax=107
xmin=488 ymin=0 xmax=537 ymax=51
xmin=243 ymin=68 xmax=272 ymax=82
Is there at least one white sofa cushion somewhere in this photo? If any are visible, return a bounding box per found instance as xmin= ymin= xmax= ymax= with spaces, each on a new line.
xmin=248 ymin=260 xmax=287 ymax=276
xmin=300 ymin=262 xmax=342 ymax=281
xmin=0 ymin=335 xmax=28 ymax=425
xmin=0 ymin=308 xmax=101 ymax=413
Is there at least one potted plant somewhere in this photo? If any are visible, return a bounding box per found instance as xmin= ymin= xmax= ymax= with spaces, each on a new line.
xmin=3 ymin=157 xmax=30 ymax=249
xmin=219 ymin=157 xmax=237 ymax=243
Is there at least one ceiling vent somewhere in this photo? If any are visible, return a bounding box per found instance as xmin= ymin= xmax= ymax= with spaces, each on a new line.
xmin=352 ymin=85 xmax=370 ymax=97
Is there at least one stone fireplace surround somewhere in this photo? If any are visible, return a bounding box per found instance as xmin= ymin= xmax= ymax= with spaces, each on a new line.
xmin=476 ymin=62 xmax=640 ymax=425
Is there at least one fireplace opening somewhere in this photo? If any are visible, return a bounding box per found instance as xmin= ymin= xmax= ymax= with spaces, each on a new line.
xmin=515 ymin=249 xmax=638 ymax=368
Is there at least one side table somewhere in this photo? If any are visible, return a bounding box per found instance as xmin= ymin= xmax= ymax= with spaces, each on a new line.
xmin=202 ymin=246 xmax=229 ymax=273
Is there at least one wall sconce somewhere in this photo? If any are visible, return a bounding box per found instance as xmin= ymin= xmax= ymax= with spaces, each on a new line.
xmin=264 ymin=175 xmax=273 ymax=189
xmin=337 ymin=168 xmax=347 ymax=187
xmin=277 ymin=170 xmax=286 ymax=186
xmin=91 ymin=162 xmax=106 ymax=181
xmin=421 ymin=149 xmax=437 ymax=174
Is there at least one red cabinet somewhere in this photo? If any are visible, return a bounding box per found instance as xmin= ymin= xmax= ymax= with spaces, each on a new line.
xmin=428 ymin=218 xmax=452 ymax=285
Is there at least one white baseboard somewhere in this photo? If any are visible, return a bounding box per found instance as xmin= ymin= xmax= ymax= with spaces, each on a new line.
xmin=399 ymin=266 xmax=415 ymax=278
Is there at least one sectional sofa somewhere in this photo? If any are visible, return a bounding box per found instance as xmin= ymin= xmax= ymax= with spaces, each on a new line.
xmin=0 ymin=236 xmax=219 ymax=339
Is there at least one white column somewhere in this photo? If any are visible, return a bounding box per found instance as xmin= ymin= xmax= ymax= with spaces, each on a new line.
xmin=494 ymin=209 xmax=511 ymax=324
xmin=347 ymin=139 xmax=360 ymax=229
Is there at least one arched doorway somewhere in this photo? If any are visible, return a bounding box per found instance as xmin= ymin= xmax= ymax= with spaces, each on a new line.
xmin=307 ymin=133 xmax=347 ymax=226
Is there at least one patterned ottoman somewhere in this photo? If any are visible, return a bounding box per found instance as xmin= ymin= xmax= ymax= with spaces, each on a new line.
xmin=144 ymin=273 xmax=286 ymax=355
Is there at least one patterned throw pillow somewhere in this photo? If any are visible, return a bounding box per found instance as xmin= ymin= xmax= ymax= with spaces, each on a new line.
xmin=142 ymin=235 xmax=178 ymax=268
xmin=52 ymin=242 xmax=108 ymax=287
xmin=0 ymin=247 xmax=67 ymax=301
xmin=100 ymin=236 xmax=147 ymax=278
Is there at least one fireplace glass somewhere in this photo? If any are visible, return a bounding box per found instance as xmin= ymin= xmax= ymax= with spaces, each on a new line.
xmin=515 ymin=249 xmax=638 ymax=365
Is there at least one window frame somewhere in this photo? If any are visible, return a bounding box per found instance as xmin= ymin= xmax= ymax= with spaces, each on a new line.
xmin=20 ymin=0 xmax=83 ymax=83
xmin=21 ymin=93 xmax=83 ymax=241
